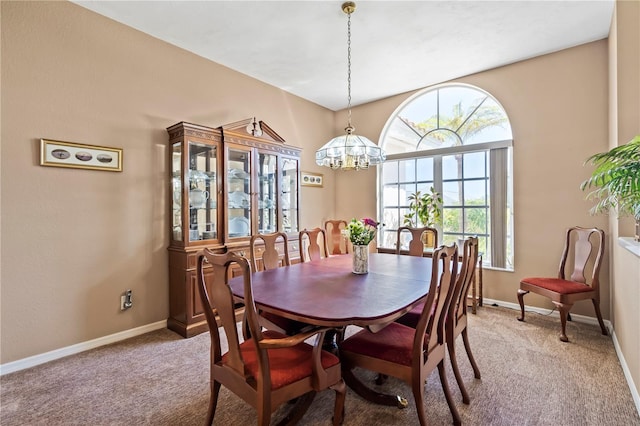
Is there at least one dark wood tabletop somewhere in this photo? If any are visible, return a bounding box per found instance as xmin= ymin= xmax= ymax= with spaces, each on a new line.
xmin=229 ymin=252 xmax=434 ymax=328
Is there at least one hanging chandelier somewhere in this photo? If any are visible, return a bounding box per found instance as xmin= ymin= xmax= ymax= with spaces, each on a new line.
xmin=315 ymin=1 xmax=386 ymax=171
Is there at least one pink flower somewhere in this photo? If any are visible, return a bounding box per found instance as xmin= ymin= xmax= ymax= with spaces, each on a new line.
xmin=363 ymin=218 xmax=378 ymax=228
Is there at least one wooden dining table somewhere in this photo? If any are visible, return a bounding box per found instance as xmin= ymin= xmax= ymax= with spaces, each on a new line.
xmin=229 ymin=252 xmax=433 ymax=329
xmin=229 ymin=252 xmax=435 ymax=408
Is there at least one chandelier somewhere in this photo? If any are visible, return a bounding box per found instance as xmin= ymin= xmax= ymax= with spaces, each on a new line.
xmin=315 ymin=1 xmax=386 ymax=171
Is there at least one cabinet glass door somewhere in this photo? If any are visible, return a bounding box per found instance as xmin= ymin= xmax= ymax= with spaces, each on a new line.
xmin=281 ymin=157 xmax=299 ymax=233
xmin=257 ymin=153 xmax=277 ymax=234
xmin=227 ymin=147 xmax=252 ymax=238
xmin=188 ymin=141 xmax=218 ymax=242
xmin=171 ymin=142 xmax=183 ymax=242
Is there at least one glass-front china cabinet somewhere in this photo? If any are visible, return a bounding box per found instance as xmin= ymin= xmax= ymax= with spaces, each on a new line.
xmin=166 ymin=120 xmax=301 ymax=337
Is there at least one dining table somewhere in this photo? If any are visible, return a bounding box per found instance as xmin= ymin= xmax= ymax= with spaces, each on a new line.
xmin=229 ymin=252 xmax=436 ymax=409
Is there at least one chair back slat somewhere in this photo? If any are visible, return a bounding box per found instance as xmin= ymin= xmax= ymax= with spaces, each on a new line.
xmin=325 ymin=220 xmax=349 ymax=254
xmin=451 ymin=237 xmax=479 ymax=323
xmin=414 ymin=244 xmax=458 ymax=355
xmin=396 ymin=226 xmax=438 ymax=257
xmin=559 ymin=227 xmax=605 ymax=288
xmin=299 ymin=228 xmax=329 ymax=262
xmin=250 ymin=232 xmax=290 ymax=272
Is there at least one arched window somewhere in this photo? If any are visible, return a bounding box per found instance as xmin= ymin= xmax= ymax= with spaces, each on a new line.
xmin=378 ymin=83 xmax=514 ymax=269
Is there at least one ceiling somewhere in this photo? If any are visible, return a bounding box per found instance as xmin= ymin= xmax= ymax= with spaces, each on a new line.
xmin=73 ymin=1 xmax=614 ymax=111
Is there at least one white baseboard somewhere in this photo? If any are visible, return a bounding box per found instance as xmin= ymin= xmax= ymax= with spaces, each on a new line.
xmin=0 ymin=320 xmax=167 ymax=376
xmin=484 ymin=298 xmax=639 ymax=414
xmin=611 ymin=328 xmax=640 ymax=414
xmin=482 ymin=297 xmax=614 ymax=333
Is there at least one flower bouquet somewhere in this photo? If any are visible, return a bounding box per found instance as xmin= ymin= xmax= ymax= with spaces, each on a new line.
xmin=344 ymin=218 xmax=379 ymax=274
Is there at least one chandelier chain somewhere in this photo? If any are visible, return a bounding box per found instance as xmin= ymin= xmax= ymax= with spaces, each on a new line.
xmin=347 ymin=8 xmax=352 ymax=129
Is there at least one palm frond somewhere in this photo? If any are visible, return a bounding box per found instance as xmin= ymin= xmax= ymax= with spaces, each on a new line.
xmin=581 ymin=136 xmax=640 ymax=220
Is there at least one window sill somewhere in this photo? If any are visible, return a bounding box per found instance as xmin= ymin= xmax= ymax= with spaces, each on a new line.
xmin=618 ymin=237 xmax=640 ymax=258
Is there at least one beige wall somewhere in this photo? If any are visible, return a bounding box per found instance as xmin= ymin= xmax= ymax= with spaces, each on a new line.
xmin=609 ymin=0 xmax=640 ymax=399
xmin=0 ymin=1 xmax=336 ymax=363
xmin=339 ymin=40 xmax=611 ymax=314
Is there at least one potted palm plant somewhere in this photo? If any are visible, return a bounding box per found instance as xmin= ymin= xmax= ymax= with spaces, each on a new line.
xmin=403 ymin=187 xmax=443 ymax=247
xmin=580 ymin=135 xmax=640 ymax=241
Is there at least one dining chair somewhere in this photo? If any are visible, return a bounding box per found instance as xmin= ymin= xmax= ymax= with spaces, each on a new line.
xmin=446 ymin=236 xmax=481 ymax=403
xmin=396 ymin=237 xmax=481 ymax=404
xmin=324 ymin=219 xmax=350 ymax=255
xmin=396 ymin=226 xmax=438 ymax=256
xmin=299 ymin=227 xmax=330 ymax=262
xmin=249 ymin=231 xmax=290 ymax=272
xmin=196 ymin=248 xmax=346 ymax=426
xmin=517 ymin=226 xmax=607 ymax=342
xmin=338 ymin=244 xmax=462 ymax=426
xmin=392 ymin=226 xmax=440 ymax=329
xmin=249 ymin=232 xmax=312 ymax=336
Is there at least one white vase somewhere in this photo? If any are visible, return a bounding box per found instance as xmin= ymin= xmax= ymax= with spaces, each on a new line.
xmin=352 ymin=245 xmax=369 ymax=274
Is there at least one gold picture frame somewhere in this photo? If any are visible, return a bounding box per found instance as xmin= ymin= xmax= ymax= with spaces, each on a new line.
xmin=301 ymin=171 xmax=323 ymax=187
xmin=40 ymin=139 xmax=123 ymax=172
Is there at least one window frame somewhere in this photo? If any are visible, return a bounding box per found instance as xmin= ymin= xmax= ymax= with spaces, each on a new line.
xmin=376 ymin=84 xmax=514 ymax=270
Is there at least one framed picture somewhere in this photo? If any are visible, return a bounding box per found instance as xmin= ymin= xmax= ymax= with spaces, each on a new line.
xmin=301 ymin=171 xmax=323 ymax=188
xmin=40 ymin=139 xmax=123 ymax=172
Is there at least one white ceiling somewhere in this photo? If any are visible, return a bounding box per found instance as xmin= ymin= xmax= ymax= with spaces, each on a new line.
xmin=73 ymin=0 xmax=614 ymax=111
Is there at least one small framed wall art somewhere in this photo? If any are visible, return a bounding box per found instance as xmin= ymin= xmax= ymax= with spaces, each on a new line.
xmin=40 ymin=139 xmax=123 ymax=172
xmin=301 ymin=171 xmax=323 ymax=188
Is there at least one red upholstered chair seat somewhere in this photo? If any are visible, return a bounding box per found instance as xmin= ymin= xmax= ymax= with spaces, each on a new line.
xmin=521 ymin=277 xmax=594 ymax=295
xmin=224 ymin=330 xmax=340 ymax=390
xmin=395 ymin=302 xmax=423 ymax=328
xmin=338 ymin=322 xmax=425 ymax=367
xmin=395 ymin=302 xmax=438 ymax=328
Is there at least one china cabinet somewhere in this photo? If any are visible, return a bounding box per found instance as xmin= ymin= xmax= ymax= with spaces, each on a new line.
xmin=166 ymin=120 xmax=301 ymax=337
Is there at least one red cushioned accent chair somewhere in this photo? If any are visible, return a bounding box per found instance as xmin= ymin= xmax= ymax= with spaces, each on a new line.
xmin=324 ymin=219 xmax=350 ymax=255
xmin=338 ymin=244 xmax=462 ymax=426
xmin=299 ymin=228 xmax=330 ymax=262
xmin=517 ymin=226 xmax=607 ymax=342
xmin=249 ymin=232 xmax=312 ymax=336
xmin=396 ymin=237 xmax=482 ymax=405
xmin=197 ymin=249 xmax=346 ymax=425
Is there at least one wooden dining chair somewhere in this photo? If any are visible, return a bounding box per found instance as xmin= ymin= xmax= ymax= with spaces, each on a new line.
xmin=249 ymin=232 xmax=290 ymax=272
xmin=196 ymin=249 xmax=346 ymax=426
xmin=299 ymin=228 xmax=330 ymax=262
xmin=249 ymin=232 xmax=312 ymax=336
xmin=446 ymin=236 xmax=481 ymax=403
xmin=396 ymin=226 xmax=438 ymax=256
xmin=392 ymin=226 xmax=439 ymax=329
xmin=338 ymin=244 xmax=462 ymax=426
xmin=324 ymin=219 xmax=350 ymax=255
xmin=517 ymin=226 xmax=607 ymax=342
xmin=397 ymin=237 xmax=481 ymax=404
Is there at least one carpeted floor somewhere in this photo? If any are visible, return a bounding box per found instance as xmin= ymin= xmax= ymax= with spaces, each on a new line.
xmin=1 ymin=305 xmax=638 ymax=425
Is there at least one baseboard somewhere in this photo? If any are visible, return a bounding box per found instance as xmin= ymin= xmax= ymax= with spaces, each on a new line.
xmin=482 ymin=298 xmax=614 ymax=333
xmin=484 ymin=298 xmax=639 ymax=415
xmin=0 ymin=320 xmax=167 ymax=376
xmin=611 ymin=328 xmax=640 ymax=415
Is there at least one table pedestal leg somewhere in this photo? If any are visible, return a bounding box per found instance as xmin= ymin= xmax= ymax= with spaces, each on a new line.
xmin=342 ymin=367 xmax=408 ymax=408
xmin=322 ymin=328 xmax=342 ymax=354
xmin=276 ymin=392 xmax=316 ymax=426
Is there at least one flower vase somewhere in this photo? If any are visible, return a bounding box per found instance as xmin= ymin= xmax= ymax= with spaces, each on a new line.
xmin=352 ymin=245 xmax=369 ymax=274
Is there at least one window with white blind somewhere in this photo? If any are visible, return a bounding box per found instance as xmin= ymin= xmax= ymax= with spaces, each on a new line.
xmin=378 ymin=84 xmax=514 ymax=269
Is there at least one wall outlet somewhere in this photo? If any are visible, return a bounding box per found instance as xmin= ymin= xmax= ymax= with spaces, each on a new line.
xmin=120 ymin=289 xmax=133 ymax=311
